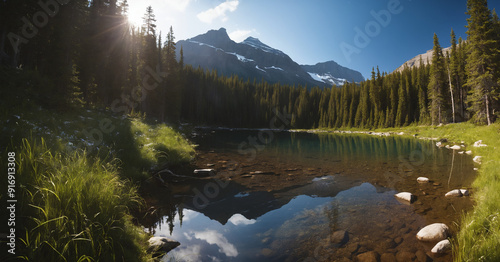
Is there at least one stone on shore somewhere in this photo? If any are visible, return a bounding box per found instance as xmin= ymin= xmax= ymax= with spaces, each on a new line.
xmin=465 ymin=150 xmax=472 ymax=155
xmin=473 ymin=140 xmax=488 ymax=147
xmin=417 ymin=177 xmax=429 ymax=183
xmin=416 ymin=223 xmax=449 ymax=242
xmin=431 ymin=239 xmax=451 ymax=254
xmin=473 ymin=156 xmax=482 ymax=164
xmin=394 ymin=192 xmax=415 ymax=203
xmin=148 ymin=237 xmax=180 ymax=253
xmin=450 ymin=145 xmax=462 ymax=150
xmin=445 ymin=189 xmax=463 ymax=197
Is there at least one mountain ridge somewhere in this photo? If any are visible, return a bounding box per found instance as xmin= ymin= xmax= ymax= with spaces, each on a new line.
xmin=177 ymin=28 xmax=364 ymax=87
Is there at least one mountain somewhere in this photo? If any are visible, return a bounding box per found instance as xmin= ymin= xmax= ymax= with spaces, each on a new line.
xmin=395 ymin=46 xmax=452 ymax=73
xmin=177 ymin=28 xmax=364 ymax=87
xmin=301 ymin=61 xmax=365 ymax=86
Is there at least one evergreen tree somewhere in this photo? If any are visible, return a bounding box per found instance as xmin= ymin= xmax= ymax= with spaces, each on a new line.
xmin=465 ymin=0 xmax=500 ymax=125
xmin=428 ymin=33 xmax=447 ymax=125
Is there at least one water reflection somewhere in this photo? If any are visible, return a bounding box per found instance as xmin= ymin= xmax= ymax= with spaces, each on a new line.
xmin=139 ymin=131 xmax=476 ymax=262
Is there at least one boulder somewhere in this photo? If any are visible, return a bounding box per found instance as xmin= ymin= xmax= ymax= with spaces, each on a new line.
xmin=450 ymin=145 xmax=461 ymax=150
xmin=395 ymin=192 xmax=415 ymax=203
xmin=473 ymin=156 xmax=482 ymax=164
xmin=193 ymin=169 xmax=216 ymax=177
xmin=431 ymin=239 xmax=451 ymax=254
xmin=445 ymin=189 xmax=463 ymax=197
xmin=416 ymin=223 xmax=449 ymax=242
xmin=357 ymin=251 xmax=380 ymax=262
xmin=148 ymin=237 xmax=180 ymax=253
xmin=331 ymin=230 xmax=349 ymax=247
xmin=417 ymin=177 xmax=429 ymax=183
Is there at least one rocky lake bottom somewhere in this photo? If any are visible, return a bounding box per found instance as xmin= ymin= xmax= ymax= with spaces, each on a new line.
xmin=140 ymin=130 xmax=477 ymax=262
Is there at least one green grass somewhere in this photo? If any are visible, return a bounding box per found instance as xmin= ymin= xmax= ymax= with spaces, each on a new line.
xmin=1 ymin=100 xmax=195 ymax=261
xmin=317 ymin=123 xmax=500 ymax=262
xmin=12 ymin=138 xmax=150 ymax=262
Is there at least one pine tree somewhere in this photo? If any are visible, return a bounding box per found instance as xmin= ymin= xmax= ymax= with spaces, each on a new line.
xmin=465 ymin=0 xmax=500 ymax=125
xmin=143 ymin=5 xmax=157 ymax=36
xmin=428 ymin=33 xmax=447 ymax=125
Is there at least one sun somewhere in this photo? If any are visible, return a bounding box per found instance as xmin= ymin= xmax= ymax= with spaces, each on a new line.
xmin=127 ymin=11 xmax=144 ymax=28
xmin=126 ymin=1 xmax=149 ymax=28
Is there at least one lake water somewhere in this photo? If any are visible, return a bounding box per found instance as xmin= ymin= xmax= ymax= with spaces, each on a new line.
xmin=140 ymin=130 xmax=476 ymax=262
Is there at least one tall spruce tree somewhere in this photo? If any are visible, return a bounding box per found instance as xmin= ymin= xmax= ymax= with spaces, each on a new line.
xmin=465 ymin=0 xmax=500 ymax=125
xmin=428 ymin=33 xmax=447 ymax=125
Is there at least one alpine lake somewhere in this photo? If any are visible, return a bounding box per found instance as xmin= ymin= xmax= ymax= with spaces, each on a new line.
xmin=139 ymin=129 xmax=477 ymax=262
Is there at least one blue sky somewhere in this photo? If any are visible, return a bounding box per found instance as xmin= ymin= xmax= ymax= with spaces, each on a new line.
xmin=127 ymin=0 xmax=500 ymax=79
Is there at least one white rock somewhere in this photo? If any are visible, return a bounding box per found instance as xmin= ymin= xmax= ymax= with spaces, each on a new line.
xmin=465 ymin=150 xmax=473 ymax=155
xmin=417 ymin=177 xmax=429 ymax=183
xmin=450 ymin=145 xmax=462 ymax=150
xmin=458 ymin=151 xmax=464 ymax=154
xmin=460 ymin=189 xmax=470 ymax=196
xmin=445 ymin=189 xmax=463 ymax=197
xmin=394 ymin=192 xmax=415 ymax=203
xmin=445 ymin=145 xmax=450 ymax=149
xmin=148 ymin=237 xmax=180 ymax=253
xmin=431 ymin=239 xmax=451 ymax=254
xmin=193 ymin=169 xmax=216 ymax=176
xmin=473 ymin=140 xmax=488 ymax=147
xmin=416 ymin=223 xmax=449 ymax=242
xmin=473 ymin=156 xmax=482 ymax=164
xmin=474 ymin=168 xmax=479 ymax=171
xmin=436 ymin=142 xmax=443 ymax=147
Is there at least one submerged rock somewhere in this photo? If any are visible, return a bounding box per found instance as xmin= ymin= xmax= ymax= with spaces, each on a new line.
xmin=357 ymin=251 xmax=380 ymax=262
xmin=416 ymin=223 xmax=449 ymax=242
xmin=395 ymin=192 xmax=415 ymax=203
xmin=417 ymin=177 xmax=429 ymax=183
xmin=445 ymin=189 xmax=463 ymax=197
xmin=193 ymin=169 xmax=216 ymax=177
xmin=460 ymin=189 xmax=470 ymax=196
xmin=148 ymin=237 xmax=180 ymax=254
xmin=431 ymin=239 xmax=451 ymax=254
xmin=331 ymin=230 xmax=349 ymax=247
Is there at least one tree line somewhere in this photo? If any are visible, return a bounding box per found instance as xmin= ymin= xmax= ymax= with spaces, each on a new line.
xmin=1 ymin=0 xmax=499 ymax=128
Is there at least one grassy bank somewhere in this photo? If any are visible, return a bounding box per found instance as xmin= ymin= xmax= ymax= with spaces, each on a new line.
xmin=0 ymin=104 xmax=195 ymax=261
xmin=332 ymin=123 xmax=500 ymax=261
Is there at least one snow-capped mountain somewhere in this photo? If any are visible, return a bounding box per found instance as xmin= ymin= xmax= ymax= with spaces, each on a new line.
xmin=177 ymin=28 xmax=364 ymax=87
xmin=302 ymin=61 xmax=365 ymax=86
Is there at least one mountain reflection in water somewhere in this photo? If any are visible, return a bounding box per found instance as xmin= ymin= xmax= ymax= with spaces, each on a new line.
xmin=139 ymin=130 xmax=476 ymax=262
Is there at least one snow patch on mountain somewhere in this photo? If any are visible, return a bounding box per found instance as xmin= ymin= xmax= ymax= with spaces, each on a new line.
xmin=308 ymin=72 xmax=347 ymax=86
xmin=256 ymin=65 xmax=266 ymax=73
xmin=265 ymin=66 xmax=284 ymax=71
xmin=242 ymin=37 xmax=285 ymax=57
xmin=227 ymin=52 xmax=254 ymax=62
xmin=189 ymin=40 xmax=254 ymax=63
